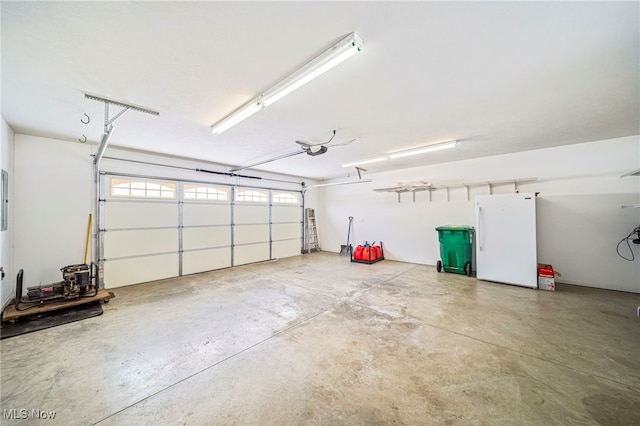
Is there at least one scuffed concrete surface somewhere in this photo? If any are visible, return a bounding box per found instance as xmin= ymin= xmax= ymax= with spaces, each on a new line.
xmin=1 ymin=252 xmax=639 ymax=425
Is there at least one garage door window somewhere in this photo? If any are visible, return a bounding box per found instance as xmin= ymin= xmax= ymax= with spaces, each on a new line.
xmin=184 ymin=184 xmax=229 ymax=201
xmin=235 ymin=189 xmax=268 ymax=203
xmin=272 ymin=192 xmax=300 ymax=204
xmin=111 ymin=178 xmax=176 ymax=199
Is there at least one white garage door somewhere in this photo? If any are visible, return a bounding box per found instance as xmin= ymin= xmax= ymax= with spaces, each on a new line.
xmin=233 ymin=188 xmax=270 ymax=266
xmin=271 ymin=191 xmax=303 ymax=258
xmin=103 ymin=178 xmax=180 ymax=288
xmin=101 ymin=175 xmax=302 ymax=288
xmin=182 ymin=183 xmax=232 ymax=275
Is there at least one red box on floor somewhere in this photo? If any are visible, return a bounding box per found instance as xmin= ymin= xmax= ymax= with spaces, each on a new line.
xmin=537 ymin=264 xmax=556 ymax=291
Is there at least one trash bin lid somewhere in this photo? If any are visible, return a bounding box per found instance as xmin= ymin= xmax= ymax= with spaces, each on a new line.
xmin=435 ymin=225 xmax=475 ymax=233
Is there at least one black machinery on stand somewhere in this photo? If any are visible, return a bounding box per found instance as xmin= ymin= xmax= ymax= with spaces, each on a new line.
xmin=14 ymin=263 xmax=100 ymax=311
xmin=1 ymin=262 xmax=111 ymax=337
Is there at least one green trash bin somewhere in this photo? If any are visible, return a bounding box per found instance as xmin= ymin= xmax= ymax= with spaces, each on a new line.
xmin=435 ymin=225 xmax=474 ymax=276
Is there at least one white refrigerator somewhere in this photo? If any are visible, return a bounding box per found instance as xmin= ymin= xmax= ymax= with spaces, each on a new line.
xmin=475 ymin=193 xmax=538 ymax=288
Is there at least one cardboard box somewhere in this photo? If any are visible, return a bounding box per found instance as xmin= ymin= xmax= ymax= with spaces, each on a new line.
xmin=537 ymin=264 xmax=559 ymax=291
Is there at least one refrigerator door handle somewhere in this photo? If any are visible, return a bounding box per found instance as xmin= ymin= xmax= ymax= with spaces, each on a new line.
xmin=477 ymin=206 xmax=483 ymax=251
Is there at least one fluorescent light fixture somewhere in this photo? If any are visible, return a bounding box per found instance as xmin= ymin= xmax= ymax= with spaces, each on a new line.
xmin=304 ymin=179 xmax=372 ymax=189
xmin=211 ymin=101 xmax=263 ymax=135
xmin=261 ymin=38 xmax=362 ymax=107
xmin=342 ymin=157 xmax=388 ymax=168
xmin=211 ymin=32 xmax=363 ymax=135
xmin=388 ymin=141 xmax=457 ymax=159
xmin=342 ymin=140 xmax=457 ymax=168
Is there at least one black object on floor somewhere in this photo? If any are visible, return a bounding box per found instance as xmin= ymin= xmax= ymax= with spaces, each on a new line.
xmin=1 ymin=302 xmax=103 ymax=339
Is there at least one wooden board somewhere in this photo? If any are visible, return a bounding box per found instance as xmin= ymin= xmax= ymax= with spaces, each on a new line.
xmin=2 ymin=289 xmax=111 ymax=322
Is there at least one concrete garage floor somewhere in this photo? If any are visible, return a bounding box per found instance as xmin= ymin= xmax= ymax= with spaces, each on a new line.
xmin=1 ymin=252 xmax=639 ymax=425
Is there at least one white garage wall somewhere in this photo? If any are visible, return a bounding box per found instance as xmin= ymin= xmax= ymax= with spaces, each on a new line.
xmin=13 ymin=135 xmax=93 ymax=287
xmin=13 ymin=134 xmax=309 ymax=289
xmin=13 ymin=133 xmax=638 ymax=293
xmin=1 ymin=116 xmax=15 ymax=309
xmin=311 ymin=136 xmax=640 ymax=293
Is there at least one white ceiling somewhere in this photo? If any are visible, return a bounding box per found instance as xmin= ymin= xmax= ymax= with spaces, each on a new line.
xmin=2 ymin=1 xmax=639 ymax=180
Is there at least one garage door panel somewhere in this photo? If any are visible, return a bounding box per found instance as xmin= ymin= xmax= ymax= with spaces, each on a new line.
xmin=103 ymin=177 xmax=302 ymax=282
xmin=104 ymin=254 xmax=179 ymax=288
xmin=234 ymin=205 xmax=269 ymax=224
xmin=104 ymin=229 xmax=178 ymax=258
xmin=105 ymin=201 xmax=177 ymax=229
xmin=234 ymin=243 xmax=269 ymax=265
xmin=183 ymin=226 xmax=231 ymax=250
xmin=183 ymin=248 xmax=231 ymax=275
xmin=183 ymin=203 xmax=230 ymax=226
xmin=234 ymin=224 xmax=269 ymax=245
xmin=272 ymin=223 xmax=301 ymax=240
xmin=273 ymin=240 xmax=301 ymax=259
xmin=272 ymin=205 xmax=301 ymax=223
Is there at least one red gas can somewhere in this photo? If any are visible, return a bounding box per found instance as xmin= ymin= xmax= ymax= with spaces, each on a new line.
xmin=353 ymin=245 xmax=364 ymax=260
xmin=363 ymin=246 xmax=372 ymax=260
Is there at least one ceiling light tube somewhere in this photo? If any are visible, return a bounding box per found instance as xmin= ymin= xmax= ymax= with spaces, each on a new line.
xmin=342 ymin=156 xmax=388 ymax=168
xmin=304 ymin=179 xmax=372 ymax=189
xmin=342 ymin=141 xmax=457 ymax=168
xmin=388 ymin=141 xmax=457 ymax=159
xmin=211 ymin=101 xmax=263 ymax=135
xmin=211 ymin=32 xmax=363 ymax=135
xmin=261 ymin=35 xmax=362 ymax=107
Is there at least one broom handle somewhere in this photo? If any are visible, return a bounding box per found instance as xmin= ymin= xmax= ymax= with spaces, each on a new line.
xmin=83 ymin=214 xmax=92 ymax=264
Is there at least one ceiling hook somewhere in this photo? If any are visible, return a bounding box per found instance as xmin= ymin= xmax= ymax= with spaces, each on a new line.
xmin=81 ymin=113 xmax=90 ymax=124
xmin=79 ymin=134 xmax=87 ymax=143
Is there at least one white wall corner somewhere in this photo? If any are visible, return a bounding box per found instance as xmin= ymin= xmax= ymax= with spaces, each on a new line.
xmin=1 ymin=116 xmax=15 ymax=309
